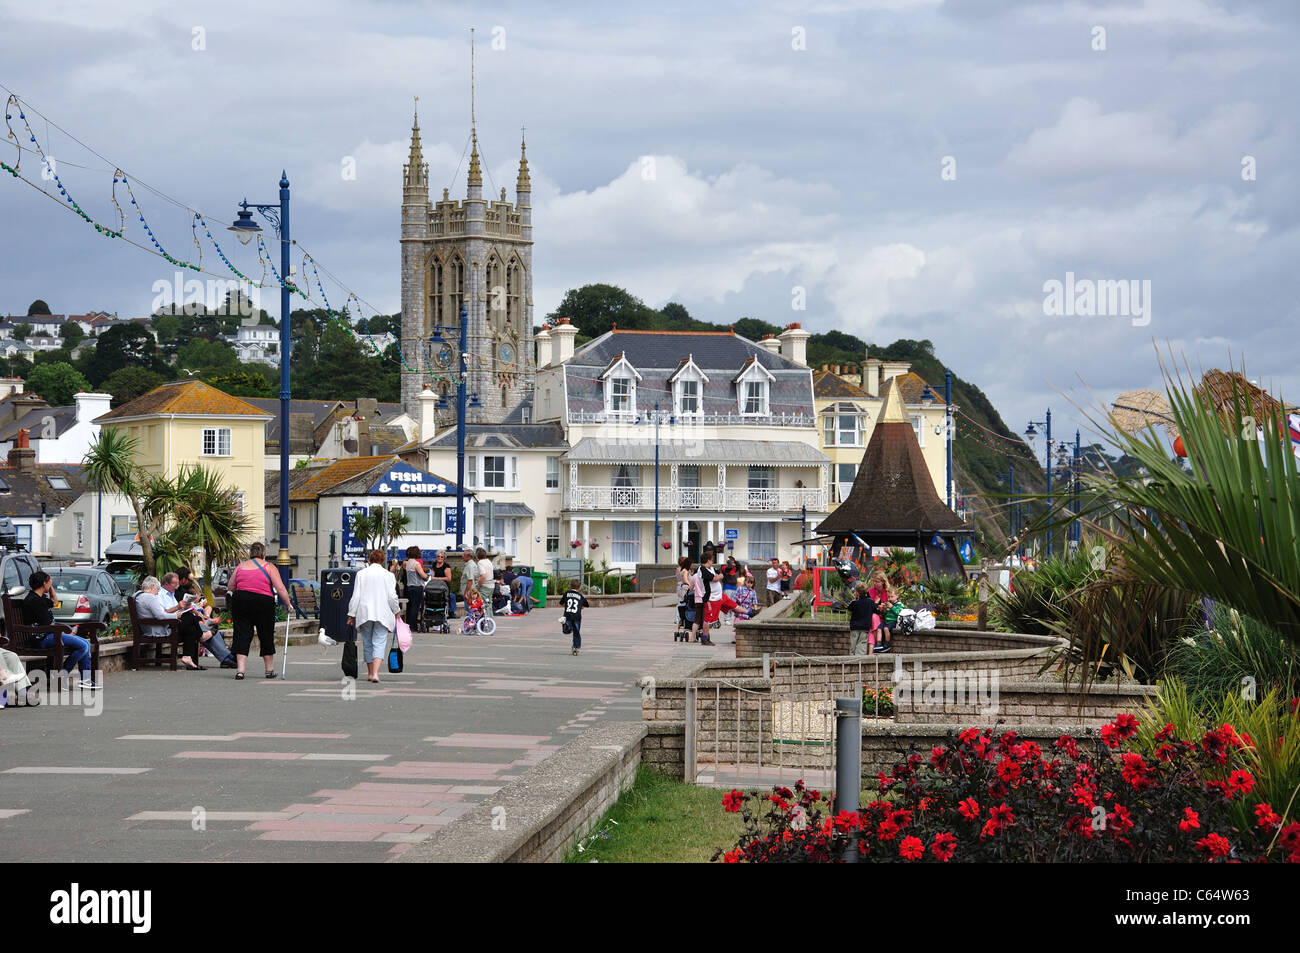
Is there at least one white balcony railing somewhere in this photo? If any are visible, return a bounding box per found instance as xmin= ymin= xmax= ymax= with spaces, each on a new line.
xmin=563 ymin=485 xmax=826 ymax=513
xmin=567 ymin=410 xmax=813 ymax=427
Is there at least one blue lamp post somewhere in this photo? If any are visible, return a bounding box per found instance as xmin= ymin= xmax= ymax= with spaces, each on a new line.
xmin=1024 ymin=409 xmax=1053 ymax=558
xmin=432 ymin=306 xmax=479 ymax=550
xmin=229 ymin=172 xmax=292 ymax=583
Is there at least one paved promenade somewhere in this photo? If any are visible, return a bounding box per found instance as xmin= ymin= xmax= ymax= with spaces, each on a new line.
xmin=1 ymin=601 xmax=725 ymax=862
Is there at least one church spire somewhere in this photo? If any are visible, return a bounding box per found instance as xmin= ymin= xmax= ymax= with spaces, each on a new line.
xmin=403 ymin=96 xmax=427 ymax=198
xmin=467 ymin=132 xmax=483 ymax=189
xmin=516 ymin=131 xmax=531 ymax=193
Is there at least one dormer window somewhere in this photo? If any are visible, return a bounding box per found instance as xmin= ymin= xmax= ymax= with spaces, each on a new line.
xmin=669 ymin=355 xmax=709 ymax=418
xmin=734 ymin=359 xmax=774 ymax=417
xmin=600 ymin=353 xmax=642 ymax=417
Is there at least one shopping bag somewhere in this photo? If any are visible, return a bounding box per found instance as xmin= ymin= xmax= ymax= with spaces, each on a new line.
xmin=342 ymin=640 xmax=358 ymax=679
xmin=395 ymin=616 xmax=413 ymax=652
xmin=387 ymin=632 xmax=404 ymax=673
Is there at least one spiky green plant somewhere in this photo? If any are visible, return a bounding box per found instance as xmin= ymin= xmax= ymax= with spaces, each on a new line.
xmin=82 ymin=429 xmax=157 ymax=575
xmin=1165 ymin=604 xmax=1300 ymax=705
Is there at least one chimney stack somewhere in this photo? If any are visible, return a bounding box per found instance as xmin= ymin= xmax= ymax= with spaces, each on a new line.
xmin=417 ymin=386 xmax=438 ymax=444
xmin=550 ymin=318 xmax=578 ymax=365
xmin=778 ymin=323 xmax=810 ymax=367
xmin=73 ymin=392 xmax=112 ymax=425
xmin=8 ymin=443 xmax=36 ymax=473
xmin=863 ymin=357 xmax=882 ymax=397
xmin=757 ymin=334 xmax=781 ymax=355
xmin=535 ymin=326 xmax=553 ymax=368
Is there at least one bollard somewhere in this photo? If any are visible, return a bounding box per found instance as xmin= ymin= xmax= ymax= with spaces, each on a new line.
xmin=835 ymin=696 xmax=862 ymax=862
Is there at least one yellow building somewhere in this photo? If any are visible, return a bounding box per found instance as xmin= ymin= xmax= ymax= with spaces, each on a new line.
xmin=94 ymin=380 xmax=273 ymax=537
xmin=814 ymin=360 xmax=952 ymax=511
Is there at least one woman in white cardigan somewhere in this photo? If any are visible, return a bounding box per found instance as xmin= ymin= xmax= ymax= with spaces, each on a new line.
xmin=347 ymin=550 xmax=401 ymax=683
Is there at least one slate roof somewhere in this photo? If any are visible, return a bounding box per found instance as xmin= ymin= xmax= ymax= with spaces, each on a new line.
xmin=425 ymin=422 xmax=568 ymax=450
xmin=0 ymin=462 xmax=90 ymax=516
xmin=95 ymin=380 xmax=273 ymax=422
xmin=0 ymin=405 xmax=76 ymax=442
xmin=564 ymin=330 xmax=814 ymax=420
xmin=564 ymin=436 xmax=829 ymax=465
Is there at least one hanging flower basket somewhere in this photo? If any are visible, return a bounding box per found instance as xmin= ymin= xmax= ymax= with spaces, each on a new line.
xmin=571 ymin=540 xmax=583 ymax=549
xmin=589 ymin=541 xmax=599 ymax=549
xmin=662 ymin=541 xmax=672 ymax=550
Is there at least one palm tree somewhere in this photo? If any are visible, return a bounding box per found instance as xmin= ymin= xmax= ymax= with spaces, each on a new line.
xmin=347 ymin=509 xmax=411 ymax=555
xmin=1046 ymin=362 xmax=1300 ymax=685
xmin=83 ymin=429 xmax=157 ymax=575
xmin=142 ymin=464 xmax=254 ymax=596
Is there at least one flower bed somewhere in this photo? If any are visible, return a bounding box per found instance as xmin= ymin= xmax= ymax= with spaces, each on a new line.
xmin=714 ymin=711 xmax=1300 ymax=863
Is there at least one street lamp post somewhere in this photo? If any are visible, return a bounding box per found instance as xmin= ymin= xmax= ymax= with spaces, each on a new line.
xmin=1024 ymin=409 xmax=1053 ymax=558
xmin=430 ymin=307 xmax=479 ymax=550
xmin=944 ymin=369 xmax=953 ymax=510
xmin=228 ymin=173 xmax=292 ymax=584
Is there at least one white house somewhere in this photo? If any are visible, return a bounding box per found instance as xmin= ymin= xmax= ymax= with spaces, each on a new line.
xmin=0 ymin=392 xmax=113 ymax=465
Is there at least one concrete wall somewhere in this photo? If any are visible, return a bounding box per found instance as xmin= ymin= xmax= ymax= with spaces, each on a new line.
xmin=393 ymin=723 xmax=644 ymax=864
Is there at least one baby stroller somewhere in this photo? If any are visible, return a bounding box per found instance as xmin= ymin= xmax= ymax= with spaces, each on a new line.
xmin=674 ymin=603 xmax=695 ymax=642
xmin=423 ymin=578 xmax=450 ymax=634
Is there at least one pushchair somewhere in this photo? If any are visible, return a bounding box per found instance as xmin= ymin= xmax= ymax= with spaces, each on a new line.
xmin=423 ymin=578 xmax=450 ymax=633
xmin=674 ymin=603 xmax=695 ymax=642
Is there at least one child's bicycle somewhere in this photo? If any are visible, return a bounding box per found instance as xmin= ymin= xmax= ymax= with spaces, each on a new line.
xmin=462 ymin=606 xmax=497 ymax=636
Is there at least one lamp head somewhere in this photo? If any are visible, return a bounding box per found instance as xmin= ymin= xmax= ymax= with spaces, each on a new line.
xmin=228 ymin=204 xmax=261 ymax=245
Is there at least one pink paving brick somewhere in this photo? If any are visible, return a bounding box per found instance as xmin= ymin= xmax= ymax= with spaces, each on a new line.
xmin=282 ymin=804 xmax=419 ymax=817
xmin=426 ymin=733 xmax=551 ymax=748
xmin=528 ymin=687 xmax=615 ymax=699
xmin=397 ymin=813 xmax=447 ymax=824
xmin=248 ymin=820 xmax=420 ymax=833
xmin=353 ymin=782 xmax=454 ymax=793
xmin=257 ymin=831 xmax=380 ymax=842
xmin=308 ymin=790 xmax=447 ymax=807
xmin=237 ymin=732 xmax=350 ymax=739
xmin=173 ymin=751 xmax=305 ymax=760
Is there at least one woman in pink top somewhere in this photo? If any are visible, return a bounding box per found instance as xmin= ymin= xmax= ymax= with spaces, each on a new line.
xmin=867 ymin=570 xmax=895 ymax=650
xmin=227 ymin=542 xmax=293 ymax=680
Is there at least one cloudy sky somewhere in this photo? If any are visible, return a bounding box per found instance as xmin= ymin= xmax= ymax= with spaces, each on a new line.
xmin=1 ymin=0 xmax=1297 ymax=446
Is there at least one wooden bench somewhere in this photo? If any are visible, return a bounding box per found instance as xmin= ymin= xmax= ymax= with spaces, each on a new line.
xmin=289 ymin=581 xmax=319 ymax=620
xmin=0 ymin=591 xmax=104 ymax=679
xmin=126 ymin=594 xmax=182 ymax=671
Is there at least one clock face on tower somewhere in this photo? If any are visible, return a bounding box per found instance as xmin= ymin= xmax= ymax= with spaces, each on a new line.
xmin=435 ymin=343 xmax=454 ymax=368
xmin=499 ymin=343 xmax=515 ymax=366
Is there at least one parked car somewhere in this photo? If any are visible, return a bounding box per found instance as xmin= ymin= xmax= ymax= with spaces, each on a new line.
xmin=211 ymin=566 xmax=232 ymax=610
xmin=0 ymin=531 xmax=41 ymax=635
xmin=48 ymin=567 xmax=125 ymax=627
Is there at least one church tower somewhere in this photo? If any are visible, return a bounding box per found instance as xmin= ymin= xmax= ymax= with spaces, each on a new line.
xmin=399 ymin=106 xmax=535 ymax=426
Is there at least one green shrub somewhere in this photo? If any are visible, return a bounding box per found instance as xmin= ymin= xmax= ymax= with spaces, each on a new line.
xmin=1165 ymin=604 xmax=1300 ymax=705
xmin=988 ymin=552 xmax=1099 ymax=635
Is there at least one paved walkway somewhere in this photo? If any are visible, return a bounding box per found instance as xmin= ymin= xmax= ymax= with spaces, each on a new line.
xmin=1 ymin=601 xmax=728 ymax=862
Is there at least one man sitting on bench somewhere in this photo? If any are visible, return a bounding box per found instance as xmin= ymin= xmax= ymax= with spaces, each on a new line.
xmin=23 ymin=570 xmax=98 ymax=690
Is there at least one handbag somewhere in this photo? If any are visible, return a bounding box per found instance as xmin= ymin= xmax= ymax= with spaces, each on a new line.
xmin=342 ymin=635 xmax=358 ymax=680
xmin=387 ymin=630 xmax=404 ymax=673
xmin=395 ymin=616 xmax=413 ymax=652
xmin=561 ymin=619 xmax=571 ymax=635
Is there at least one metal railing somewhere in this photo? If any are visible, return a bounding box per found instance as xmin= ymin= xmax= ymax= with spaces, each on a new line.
xmin=567 ymin=410 xmax=813 ymax=427
xmin=563 ymin=485 xmax=826 ymax=513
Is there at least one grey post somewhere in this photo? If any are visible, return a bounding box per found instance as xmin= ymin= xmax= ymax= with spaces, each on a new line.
xmin=835 ymin=696 xmax=862 ymax=862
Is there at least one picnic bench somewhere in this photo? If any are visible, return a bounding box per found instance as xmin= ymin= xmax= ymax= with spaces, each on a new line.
xmin=126 ymin=594 xmax=182 ymax=671
xmin=0 ymin=591 xmax=104 ymax=677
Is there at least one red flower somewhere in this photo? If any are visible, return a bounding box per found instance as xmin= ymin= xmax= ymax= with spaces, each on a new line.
xmin=770 ymin=795 xmax=791 ymax=812
xmin=1179 ymin=808 xmax=1200 ymax=833
xmin=877 ymin=819 xmax=901 ymax=841
xmin=1253 ymin=803 xmax=1281 ymax=832
xmin=722 ymin=789 xmax=745 ymax=813
xmin=1226 ymin=770 xmax=1255 ymax=797
xmin=1108 ymin=804 xmax=1134 ymax=834
xmin=997 ymin=759 xmax=1022 ymax=785
xmin=930 ymin=746 xmax=947 ymax=767
xmin=989 ymin=803 xmax=1015 ymax=826
xmin=1154 ymin=743 xmax=1178 ymax=762
xmin=1054 ymin=735 xmax=1080 ymax=759
xmin=958 ymin=727 xmax=981 ymax=745
xmin=930 ymin=832 xmax=957 ymax=862
xmin=980 ymin=819 xmax=1001 ymax=839
xmin=958 ymin=797 xmax=980 ymax=820
xmin=1278 ymin=822 xmax=1300 ymax=852
xmin=1120 ymin=752 xmax=1150 ymax=790
xmin=832 ymin=811 xmax=858 ymax=833
xmin=1114 ymin=713 xmax=1139 ymax=739
xmin=722 ymin=848 xmax=744 ymax=863
xmin=1195 ymin=833 xmax=1231 ymax=858
xmin=888 ymin=809 xmax=913 ymax=830
xmin=1154 ymin=723 xmax=1176 ymax=742
xmin=1100 ymin=723 xmax=1120 ymax=748
xmin=899 ymin=836 xmax=924 ymax=861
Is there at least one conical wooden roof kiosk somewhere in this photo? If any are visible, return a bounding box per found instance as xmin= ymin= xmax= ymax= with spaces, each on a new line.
xmin=816 ymin=380 xmax=974 ymax=578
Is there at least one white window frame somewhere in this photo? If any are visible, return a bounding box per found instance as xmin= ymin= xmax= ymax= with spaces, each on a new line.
xmin=735 ymin=361 xmax=774 ymax=417
xmin=911 ymin=414 xmax=927 ymax=448
xmin=202 ymin=426 xmax=232 ymax=457
xmin=670 ymin=360 xmax=708 ymax=417
xmin=74 ymin=513 xmax=85 ymax=552
xmin=467 ymin=455 xmax=479 ymax=489
xmin=546 ymin=456 xmax=560 ymax=491
xmin=232 ymin=491 xmax=245 ymax=515
xmin=611 ymin=521 xmax=640 ymax=564
xmin=747 ymin=521 xmax=776 ymax=561
xmin=836 ymin=463 xmax=857 ymax=503
xmin=482 ymin=455 xmax=506 ymax=489
xmin=546 ymin=517 xmax=560 ymax=553
xmin=601 ymin=356 xmax=642 ymax=418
